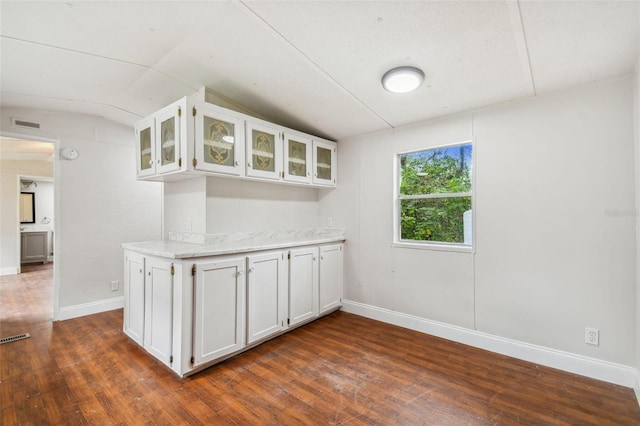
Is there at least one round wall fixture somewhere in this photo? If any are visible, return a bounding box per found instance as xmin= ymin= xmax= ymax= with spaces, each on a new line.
xmin=382 ymin=66 xmax=425 ymax=93
xmin=61 ymin=147 xmax=79 ymax=160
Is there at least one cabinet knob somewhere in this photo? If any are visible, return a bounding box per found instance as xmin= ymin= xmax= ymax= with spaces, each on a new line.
xmin=248 ymin=267 xmax=254 ymax=273
xmin=314 ymin=173 xmax=318 ymax=177
xmin=149 ymin=159 xmax=154 ymax=166
xmin=139 ymin=269 xmax=142 ymax=273
xmin=307 ymin=172 xmax=310 ymax=177
xmin=313 ymin=257 xmax=316 ymax=261
xmin=248 ymin=163 xmax=252 ymax=168
xmin=236 ymin=270 xmax=243 ymax=277
xmin=235 ymin=161 xmax=240 ymax=166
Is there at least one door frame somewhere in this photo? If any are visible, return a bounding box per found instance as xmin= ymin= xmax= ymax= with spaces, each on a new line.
xmin=2 ymin=131 xmax=59 ymax=320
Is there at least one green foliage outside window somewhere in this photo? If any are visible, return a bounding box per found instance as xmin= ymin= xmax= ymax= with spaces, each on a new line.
xmin=399 ymin=144 xmax=472 ymax=244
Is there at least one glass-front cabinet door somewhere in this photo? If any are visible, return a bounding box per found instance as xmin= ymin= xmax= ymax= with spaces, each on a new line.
xmin=194 ymin=103 xmax=245 ymax=176
xmin=246 ymin=120 xmax=282 ymax=180
xmin=313 ymin=139 xmax=337 ymax=186
xmin=154 ymin=102 xmax=182 ymax=175
xmin=283 ymin=133 xmax=312 ymax=184
xmin=135 ymin=116 xmax=156 ymax=178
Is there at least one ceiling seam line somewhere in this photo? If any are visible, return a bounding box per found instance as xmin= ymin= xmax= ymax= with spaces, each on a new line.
xmin=236 ymin=0 xmax=393 ymax=130
xmin=0 ymin=35 xmax=198 ymax=92
xmin=0 ymin=90 xmax=143 ymax=118
xmin=515 ymin=0 xmax=537 ymax=96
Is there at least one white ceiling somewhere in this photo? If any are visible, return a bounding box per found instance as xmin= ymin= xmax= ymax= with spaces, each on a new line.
xmin=1 ymin=1 xmax=638 ymax=141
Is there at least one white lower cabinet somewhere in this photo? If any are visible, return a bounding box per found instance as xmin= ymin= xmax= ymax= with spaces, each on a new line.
xmin=319 ymin=244 xmax=344 ymax=314
xmin=288 ymin=247 xmax=319 ymax=327
xmin=192 ymin=258 xmax=245 ymax=367
xmin=246 ymin=252 xmax=287 ymax=344
xmin=123 ymin=241 xmax=343 ymax=377
xmin=123 ymin=252 xmax=145 ymax=345
xmin=143 ymin=258 xmax=174 ymax=367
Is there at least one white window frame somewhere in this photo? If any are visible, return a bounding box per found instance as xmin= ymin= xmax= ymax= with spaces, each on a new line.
xmin=393 ymin=140 xmax=475 ymax=253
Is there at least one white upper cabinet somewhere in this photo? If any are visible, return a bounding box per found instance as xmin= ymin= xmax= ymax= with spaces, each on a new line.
xmin=313 ymin=139 xmax=337 ymax=186
xmin=283 ymin=132 xmax=312 ymax=184
xmin=134 ymin=93 xmax=336 ymax=187
xmin=134 ymin=115 xmax=156 ymax=178
xmin=245 ymin=120 xmax=283 ymax=181
xmin=135 ymin=98 xmax=187 ymax=180
xmin=154 ymin=101 xmax=183 ymax=175
xmin=194 ymin=102 xmax=245 ymax=176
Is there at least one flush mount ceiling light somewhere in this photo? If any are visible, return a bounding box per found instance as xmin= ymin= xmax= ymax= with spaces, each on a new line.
xmin=382 ymin=66 xmax=425 ymax=93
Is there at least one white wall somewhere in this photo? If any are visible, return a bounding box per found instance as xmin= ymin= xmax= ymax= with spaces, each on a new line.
xmin=0 ymin=160 xmax=53 ymax=274
xmin=0 ymin=107 xmax=163 ymax=317
xmin=325 ymin=77 xmax=636 ymax=367
xmin=164 ymin=176 xmax=320 ymax=235
xmin=206 ymin=177 xmax=319 ymax=233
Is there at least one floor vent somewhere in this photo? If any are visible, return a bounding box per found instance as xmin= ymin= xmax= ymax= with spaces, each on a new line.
xmin=0 ymin=333 xmax=31 ymax=345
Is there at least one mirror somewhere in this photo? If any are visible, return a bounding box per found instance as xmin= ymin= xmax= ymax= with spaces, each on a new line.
xmin=20 ymin=192 xmax=35 ymax=224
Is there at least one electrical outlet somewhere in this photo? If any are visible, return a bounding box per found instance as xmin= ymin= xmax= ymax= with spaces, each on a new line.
xmin=111 ymin=280 xmax=119 ymax=291
xmin=585 ymin=327 xmax=599 ymax=346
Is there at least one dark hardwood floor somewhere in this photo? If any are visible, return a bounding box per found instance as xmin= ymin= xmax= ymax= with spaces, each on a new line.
xmin=2 ymin=264 xmax=640 ymax=425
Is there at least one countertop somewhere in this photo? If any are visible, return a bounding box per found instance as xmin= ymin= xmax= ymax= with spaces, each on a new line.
xmin=122 ymin=227 xmax=346 ymax=259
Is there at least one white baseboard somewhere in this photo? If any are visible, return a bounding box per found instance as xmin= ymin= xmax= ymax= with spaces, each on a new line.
xmin=635 ymin=372 xmax=640 ymax=407
xmin=341 ymin=300 xmax=637 ymax=388
xmin=57 ymin=296 xmax=124 ymax=321
xmin=0 ymin=267 xmax=18 ymax=276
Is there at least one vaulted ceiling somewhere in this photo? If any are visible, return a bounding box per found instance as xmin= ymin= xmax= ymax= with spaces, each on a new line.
xmin=1 ymin=1 xmax=638 ymax=141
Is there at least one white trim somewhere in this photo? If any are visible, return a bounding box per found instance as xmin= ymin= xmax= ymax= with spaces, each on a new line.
xmin=0 ymin=267 xmax=18 ymax=276
xmin=399 ymin=192 xmax=472 ymax=200
xmin=341 ymin=300 xmax=637 ymax=388
xmin=393 ymin=242 xmax=474 ymax=253
xmin=57 ymin=296 xmax=124 ymax=321
xmin=397 ymin=139 xmax=474 ymax=156
xmin=394 ymin=140 xmax=475 ymax=251
xmin=635 ymin=372 xmax=640 ymax=408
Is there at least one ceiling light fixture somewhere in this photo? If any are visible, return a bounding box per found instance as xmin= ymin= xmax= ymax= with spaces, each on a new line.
xmin=382 ymin=66 xmax=425 ymax=93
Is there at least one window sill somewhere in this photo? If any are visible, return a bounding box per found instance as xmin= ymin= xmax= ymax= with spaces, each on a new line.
xmin=392 ymin=241 xmax=474 ymax=254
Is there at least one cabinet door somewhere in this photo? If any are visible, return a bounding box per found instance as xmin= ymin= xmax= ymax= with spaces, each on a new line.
xmin=246 ymin=121 xmax=283 ymax=180
xmin=288 ymin=247 xmax=319 ymax=327
xmin=124 ymin=253 xmax=145 ymax=345
xmin=21 ymin=232 xmax=47 ymax=263
xmin=144 ymin=258 xmax=173 ymax=366
xmin=283 ymin=133 xmax=312 ymax=184
xmin=194 ymin=102 xmax=245 ymax=176
xmin=319 ymin=244 xmax=344 ymax=314
xmin=154 ymin=101 xmax=183 ymax=175
xmin=135 ymin=116 xmax=156 ymax=178
xmin=193 ymin=258 xmax=245 ymax=366
xmin=247 ymin=252 xmax=287 ymax=344
xmin=313 ymin=139 xmax=337 ymax=186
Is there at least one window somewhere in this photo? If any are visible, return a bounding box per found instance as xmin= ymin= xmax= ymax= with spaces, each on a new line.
xmin=396 ymin=142 xmax=473 ymax=247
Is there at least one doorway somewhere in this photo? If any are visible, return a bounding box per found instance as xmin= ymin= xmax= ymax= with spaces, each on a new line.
xmin=0 ymin=134 xmax=57 ymax=321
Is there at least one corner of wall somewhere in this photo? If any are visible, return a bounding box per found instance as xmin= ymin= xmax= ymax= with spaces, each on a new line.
xmin=635 ymin=53 xmax=640 ymax=401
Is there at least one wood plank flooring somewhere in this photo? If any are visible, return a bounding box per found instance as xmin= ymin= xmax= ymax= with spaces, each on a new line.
xmin=2 ymin=264 xmax=640 ymax=425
